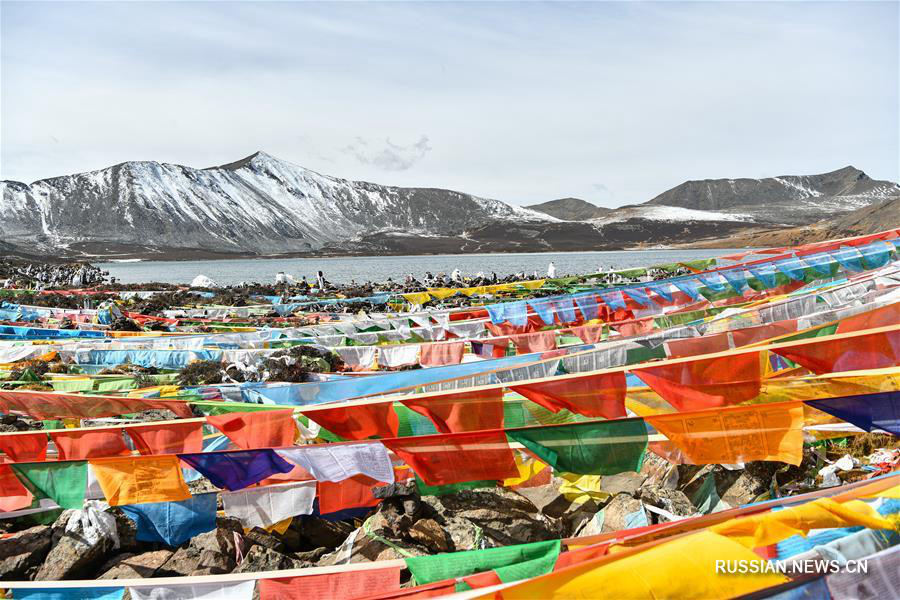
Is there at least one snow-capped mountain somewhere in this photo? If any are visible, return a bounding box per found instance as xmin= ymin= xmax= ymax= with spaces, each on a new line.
xmin=2 ymin=155 xmax=896 ymax=259
xmin=640 ymin=166 xmax=900 ymax=225
xmin=0 ymin=152 xmax=555 ymax=256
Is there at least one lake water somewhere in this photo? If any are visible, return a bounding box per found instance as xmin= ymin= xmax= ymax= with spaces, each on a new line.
xmin=96 ymin=249 xmax=746 ymax=285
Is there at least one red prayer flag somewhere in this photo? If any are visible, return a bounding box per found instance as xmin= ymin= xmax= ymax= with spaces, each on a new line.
xmin=207 ymin=409 xmax=297 ymax=450
xmin=317 ymin=474 xmax=384 ymax=514
xmin=836 ymin=304 xmax=900 ymax=334
xmin=666 ymin=332 xmax=731 ymax=358
xmin=0 ymin=463 xmax=33 ymax=512
xmin=382 ymin=430 xmax=518 ymax=486
xmin=634 ymin=352 xmax=762 ymax=411
xmin=419 ymin=342 xmax=465 ymax=367
xmin=259 ymin=566 xmax=402 ymax=600
xmin=615 ymin=318 xmax=655 ymax=337
xmin=572 ymin=324 xmax=604 ymax=345
xmin=729 ymin=321 xmax=798 ymax=348
xmin=128 ymin=421 xmax=204 ymax=455
xmin=304 ymin=402 xmax=399 ymax=440
xmin=510 ymin=331 xmax=557 ymax=355
xmin=401 ymin=389 xmax=505 ymax=433
xmin=0 ymin=431 xmax=48 ymax=462
xmin=50 ymin=429 xmax=130 ymax=460
xmin=511 ymin=371 xmax=627 ymax=419
xmin=774 ymin=329 xmax=900 ymax=375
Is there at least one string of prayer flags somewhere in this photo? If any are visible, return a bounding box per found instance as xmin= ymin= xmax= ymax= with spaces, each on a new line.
xmin=511 ymin=371 xmax=627 ymax=419
xmin=179 ymin=449 xmax=295 ymax=491
xmin=120 ymin=492 xmax=217 ymax=547
xmin=806 ymin=390 xmax=900 ymax=435
xmin=127 ymin=421 xmax=204 ymax=455
xmin=303 ymin=401 xmax=399 ymax=440
xmin=0 ymin=389 xmax=194 ymax=420
xmin=382 ymin=430 xmax=519 ymax=486
xmin=507 ymin=419 xmax=648 ymax=476
xmin=89 ymin=455 xmax=191 ymax=505
xmin=402 ymin=388 xmax=505 ymax=433
xmin=646 ymin=402 xmax=804 ymax=466
xmin=207 ymin=409 xmax=297 ymax=450
xmin=11 ymin=461 xmax=88 ymax=509
xmin=634 ymin=352 xmax=763 ymax=411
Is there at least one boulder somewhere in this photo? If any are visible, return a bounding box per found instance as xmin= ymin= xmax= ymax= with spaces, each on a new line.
xmin=232 ymin=545 xmax=308 ymax=574
xmin=407 ymin=518 xmax=452 ymax=553
xmin=639 ymin=486 xmax=696 ymax=522
xmin=35 ymin=509 xmax=118 ymax=580
xmin=428 ymin=488 xmax=560 ymax=546
xmin=0 ymin=525 xmax=53 ymax=580
xmin=718 ymin=462 xmax=779 ymax=506
xmin=601 ymin=472 xmax=647 ymax=496
xmin=97 ymin=550 xmax=174 ymax=579
xmin=156 ymin=521 xmax=243 ymax=577
xmin=600 ymin=494 xmax=648 ymax=533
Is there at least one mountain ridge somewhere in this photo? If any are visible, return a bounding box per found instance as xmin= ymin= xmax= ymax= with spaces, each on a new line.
xmin=2 ymin=153 xmax=897 ymax=259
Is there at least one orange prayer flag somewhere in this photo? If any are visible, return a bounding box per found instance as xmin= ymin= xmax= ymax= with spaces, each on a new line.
xmin=401 ymin=389 xmax=505 ymax=433
xmin=304 ymin=403 xmax=399 ymax=440
xmin=89 ymin=455 xmax=191 ymax=505
xmin=634 ymin=352 xmax=762 ymax=411
xmin=646 ymin=402 xmax=804 ymax=466
xmin=50 ymin=429 xmax=130 ymax=460
xmin=382 ymin=430 xmax=519 ymax=486
xmin=207 ymin=409 xmax=297 ymax=450
xmin=511 ymin=372 xmax=627 ymax=419
xmin=128 ymin=421 xmax=204 ymax=455
xmin=774 ymin=329 xmax=900 ymax=375
xmin=0 ymin=431 xmax=48 ymax=462
xmin=0 ymin=390 xmax=194 ymax=420
xmin=0 ymin=463 xmax=33 ymax=512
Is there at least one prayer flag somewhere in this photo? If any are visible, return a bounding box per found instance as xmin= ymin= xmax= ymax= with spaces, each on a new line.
xmin=402 ymin=389 xmax=505 ymax=433
xmin=511 ymin=372 xmax=627 ymax=419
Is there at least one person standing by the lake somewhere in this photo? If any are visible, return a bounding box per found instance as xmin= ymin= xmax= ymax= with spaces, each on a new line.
xmin=316 ymin=270 xmax=326 ymax=291
xmin=547 ymin=262 xmax=556 ymax=278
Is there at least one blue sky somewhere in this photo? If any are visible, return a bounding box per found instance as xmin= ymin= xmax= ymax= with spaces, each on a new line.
xmin=2 ymin=1 xmax=897 ymax=207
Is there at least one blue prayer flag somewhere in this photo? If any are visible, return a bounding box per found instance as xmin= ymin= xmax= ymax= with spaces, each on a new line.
xmin=120 ymin=493 xmax=217 ymax=547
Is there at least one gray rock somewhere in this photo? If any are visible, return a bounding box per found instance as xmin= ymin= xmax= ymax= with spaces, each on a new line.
xmin=600 ymin=494 xmax=647 ymax=533
xmin=0 ymin=525 xmax=52 ymax=581
xmin=233 ymin=544 xmax=308 ymax=574
xmin=601 ymin=472 xmax=647 ymax=496
xmin=639 ymin=486 xmax=696 ymax=522
xmin=97 ymin=550 xmax=174 ymax=579
xmin=35 ymin=524 xmax=115 ymax=580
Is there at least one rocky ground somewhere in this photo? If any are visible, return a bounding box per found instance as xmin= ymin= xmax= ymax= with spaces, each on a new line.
xmin=2 ymin=438 xmax=894 ymax=584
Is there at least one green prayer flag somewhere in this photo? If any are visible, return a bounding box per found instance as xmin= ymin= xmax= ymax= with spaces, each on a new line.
xmin=507 ymin=420 xmax=648 ymax=475
xmin=614 ymin=267 xmax=648 ymax=279
xmin=12 ymin=461 xmax=88 ymax=509
xmin=414 ymin=476 xmax=494 ymax=497
xmin=405 ymin=539 xmax=561 ymax=585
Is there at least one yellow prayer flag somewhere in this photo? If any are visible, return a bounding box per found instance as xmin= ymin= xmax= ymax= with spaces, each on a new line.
xmin=485 ymin=531 xmax=788 ymax=599
xmin=711 ymin=498 xmax=895 ymax=548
